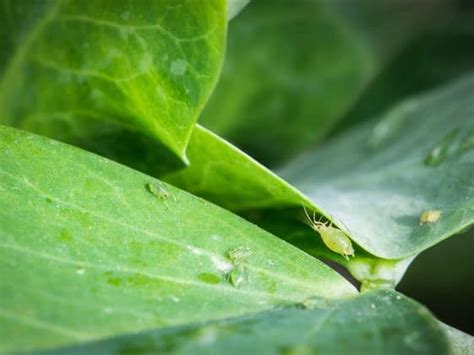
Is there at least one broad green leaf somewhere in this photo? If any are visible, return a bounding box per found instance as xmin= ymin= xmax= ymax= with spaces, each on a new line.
xmin=279 ymin=74 xmax=474 ymax=259
xmin=42 ymin=291 xmax=449 ymax=355
xmin=164 ymin=125 xmax=314 ymax=211
xmin=0 ymin=0 xmax=227 ymax=161
xmin=200 ymin=0 xmax=450 ymax=165
xmin=0 ymin=125 xmax=355 ymax=352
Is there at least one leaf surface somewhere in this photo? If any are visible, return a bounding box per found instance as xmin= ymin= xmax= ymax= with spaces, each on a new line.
xmin=0 ymin=126 xmax=355 ymax=352
xmin=200 ymin=0 xmax=449 ymax=165
xmin=0 ymin=0 xmax=227 ymax=160
xmin=279 ymin=75 xmax=474 ymax=259
xmin=42 ymin=291 xmax=449 ymax=355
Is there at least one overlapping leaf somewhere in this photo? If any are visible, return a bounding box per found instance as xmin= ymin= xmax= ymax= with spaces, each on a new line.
xmin=279 ymin=74 xmax=474 ymax=259
xmin=0 ymin=126 xmax=355 ymax=352
xmin=42 ymin=291 xmax=449 ymax=355
xmin=200 ymin=0 xmax=449 ymax=165
xmin=0 ymin=0 xmax=227 ymax=161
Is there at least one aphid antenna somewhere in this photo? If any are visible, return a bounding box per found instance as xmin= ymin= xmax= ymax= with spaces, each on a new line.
xmin=302 ymin=205 xmax=315 ymax=227
xmin=302 ymin=205 xmax=327 ymax=228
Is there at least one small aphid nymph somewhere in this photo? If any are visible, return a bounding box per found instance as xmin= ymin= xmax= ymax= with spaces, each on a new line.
xmin=419 ymin=210 xmax=441 ymax=225
xmin=146 ymin=181 xmax=177 ymax=207
xmin=303 ymin=207 xmax=354 ymax=260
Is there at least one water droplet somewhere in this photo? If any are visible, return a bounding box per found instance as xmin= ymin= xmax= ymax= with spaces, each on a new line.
xmin=228 ymin=264 xmax=246 ymax=288
xmin=370 ymin=303 xmax=376 ymax=309
xmin=170 ymin=59 xmax=187 ymax=76
xmin=76 ymin=267 xmax=85 ymax=275
xmin=197 ymin=273 xmax=221 ymax=285
xmin=419 ymin=210 xmax=441 ymax=225
xmin=424 ymin=129 xmax=458 ymax=166
xmin=368 ymin=99 xmax=418 ymax=149
xmin=396 ymin=295 xmax=402 ymax=300
xmin=121 ymin=11 xmax=130 ymax=21
xmin=227 ymin=246 xmax=252 ymax=262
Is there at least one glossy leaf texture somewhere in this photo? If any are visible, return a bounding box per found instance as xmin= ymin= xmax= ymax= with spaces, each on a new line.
xmin=200 ymin=0 xmax=450 ymax=165
xmin=0 ymin=0 xmax=227 ymax=161
xmin=0 ymin=126 xmax=356 ymax=352
xmin=279 ymin=74 xmax=474 ymax=259
xmin=163 ymin=126 xmax=314 ymax=211
xmin=41 ymin=291 xmax=449 ymax=355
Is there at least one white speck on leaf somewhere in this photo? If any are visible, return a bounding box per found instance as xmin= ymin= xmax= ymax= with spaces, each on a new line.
xmin=170 ymin=59 xmax=187 ymax=75
xmin=121 ymin=11 xmax=130 ymax=21
xmin=169 ymin=295 xmax=180 ymax=303
xmin=210 ymin=255 xmax=233 ymax=273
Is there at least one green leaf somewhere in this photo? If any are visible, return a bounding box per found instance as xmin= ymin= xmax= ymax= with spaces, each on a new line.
xmin=332 ymin=13 xmax=474 ymax=136
xmin=200 ymin=0 xmax=449 ymax=165
xmin=163 ymin=125 xmax=314 ymax=211
xmin=279 ymin=74 xmax=474 ymax=259
xmin=0 ymin=0 xmax=227 ymax=161
xmin=439 ymin=323 xmax=474 ymax=355
xmin=0 ymin=125 xmax=355 ymax=352
xmin=42 ymin=290 xmax=449 ymax=355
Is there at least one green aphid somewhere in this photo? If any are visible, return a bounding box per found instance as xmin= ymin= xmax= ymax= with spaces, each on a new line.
xmin=304 ymin=207 xmax=354 ymax=260
xmin=227 ymin=246 xmax=253 ymax=261
xmin=146 ymin=182 xmax=176 ymax=206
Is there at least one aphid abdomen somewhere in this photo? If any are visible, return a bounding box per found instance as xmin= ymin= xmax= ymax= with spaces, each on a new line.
xmin=317 ymin=226 xmax=354 ymax=258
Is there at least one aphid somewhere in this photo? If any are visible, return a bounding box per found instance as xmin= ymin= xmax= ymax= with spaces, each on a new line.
xmin=419 ymin=210 xmax=441 ymax=225
xmin=228 ymin=264 xmax=247 ymax=288
xmin=146 ymin=181 xmax=176 ymax=207
xmin=226 ymin=246 xmax=252 ymax=261
xmin=303 ymin=207 xmax=354 ymax=260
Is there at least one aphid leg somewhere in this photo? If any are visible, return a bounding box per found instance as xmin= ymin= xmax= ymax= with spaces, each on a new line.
xmin=302 ymin=205 xmax=316 ymax=228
